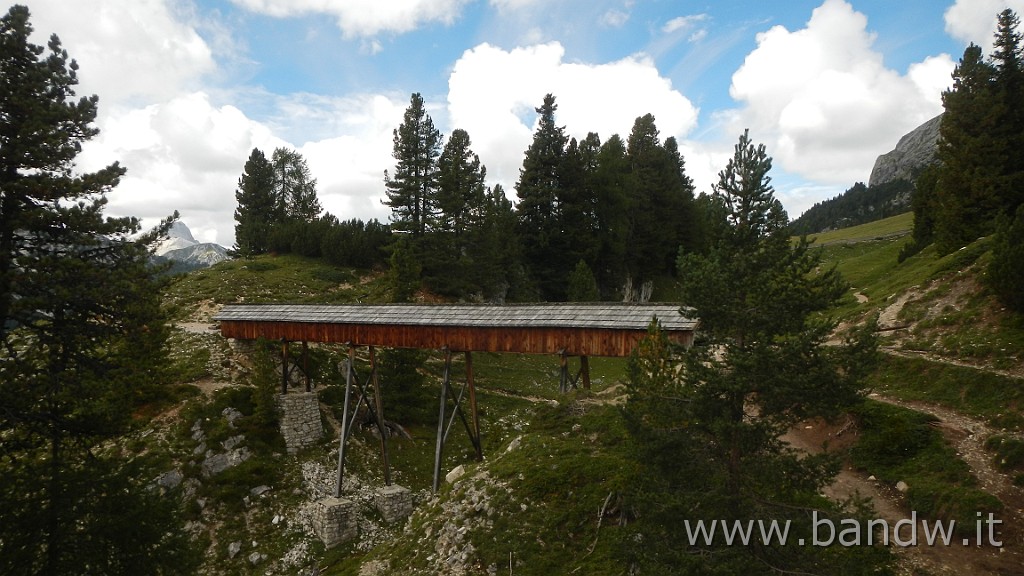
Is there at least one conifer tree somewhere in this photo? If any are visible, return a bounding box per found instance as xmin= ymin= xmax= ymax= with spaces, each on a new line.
xmin=233 ymin=147 xmax=276 ymax=256
xmin=516 ymin=93 xmax=568 ymax=300
xmin=430 ymin=128 xmax=487 ymax=295
xmin=271 ymin=147 xmax=321 ymax=223
xmin=385 ymin=92 xmax=441 ymax=236
xmin=0 ymin=5 xmax=195 ymax=572
xmin=625 ymin=130 xmax=879 ymax=571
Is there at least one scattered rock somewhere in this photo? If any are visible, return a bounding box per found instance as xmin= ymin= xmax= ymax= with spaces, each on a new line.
xmin=445 ymin=465 xmax=466 ymax=484
xmin=228 ymin=541 xmax=241 ymax=559
xmin=248 ymin=551 xmax=265 ymax=565
xmin=155 ymin=469 xmax=183 ymax=490
xmin=223 ymin=434 xmax=245 ymax=451
xmin=251 ymin=485 xmax=272 ymax=497
xmin=505 ymin=436 xmax=522 ymax=453
xmin=896 ymin=480 xmax=909 ymax=493
xmin=223 ymin=407 xmax=244 ymax=427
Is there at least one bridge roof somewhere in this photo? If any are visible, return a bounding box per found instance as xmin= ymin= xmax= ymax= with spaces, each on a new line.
xmin=213 ymin=303 xmax=695 ymax=357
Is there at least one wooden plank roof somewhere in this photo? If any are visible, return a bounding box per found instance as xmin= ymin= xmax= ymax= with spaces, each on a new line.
xmin=213 ymin=303 xmax=695 ymax=356
xmin=214 ymin=303 xmax=694 ymax=331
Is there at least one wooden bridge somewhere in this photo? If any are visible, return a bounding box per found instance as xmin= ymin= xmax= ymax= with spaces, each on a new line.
xmin=213 ymin=303 xmax=695 ymax=493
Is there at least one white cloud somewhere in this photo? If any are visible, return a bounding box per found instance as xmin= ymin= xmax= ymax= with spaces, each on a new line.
xmin=79 ymin=93 xmax=285 ymax=246
xmin=27 ymin=0 xmax=215 ymax=106
xmin=489 ymin=0 xmax=546 ymax=11
xmin=601 ymin=9 xmax=630 ymax=28
xmin=663 ymin=14 xmax=709 ymax=35
xmin=447 ymin=42 xmax=699 ymax=196
xmin=726 ymin=0 xmax=953 ymax=185
xmin=945 ymin=0 xmax=1024 ymax=49
xmin=229 ymin=0 xmax=472 ymax=38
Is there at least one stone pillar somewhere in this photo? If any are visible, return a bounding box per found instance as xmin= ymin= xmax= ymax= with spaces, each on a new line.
xmin=276 ymin=392 xmax=323 ymax=454
xmin=312 ymin=497 xmax=358 ymax=547
xmin=374 ymin=484 xmax=415 ymax=523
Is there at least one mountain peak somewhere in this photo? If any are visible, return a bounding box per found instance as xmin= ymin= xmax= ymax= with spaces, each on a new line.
xmin=156 ymin=221 xmax=199 ymax=256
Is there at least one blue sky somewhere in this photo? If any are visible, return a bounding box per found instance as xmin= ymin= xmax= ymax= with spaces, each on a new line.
xmin=24 ymin=0 xmax=1024 ymax=246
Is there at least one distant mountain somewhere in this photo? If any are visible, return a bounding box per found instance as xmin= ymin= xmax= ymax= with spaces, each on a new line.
xmin=156 ymin=221 xmax=199 ymax=256
xmin=790 ymin=115 xmax=942 ymax=235
xmin=154 ymin=221 xmax=229 ymax=273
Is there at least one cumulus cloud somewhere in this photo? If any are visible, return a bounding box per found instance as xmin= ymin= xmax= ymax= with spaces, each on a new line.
xmin=447 ymin=42 xmax=699 ymax=194
xmin=27 ymin=0 xmax=214 ymax=106
xmin=726 ymin=0 xmax=953 ymax=186
xmin=945 ymin=0 xmax=1024 ymax=49
xmin=229 ymin=0 xmax=472 ymax=38
xmin=78 ymin=93 xmax=285 ymax=245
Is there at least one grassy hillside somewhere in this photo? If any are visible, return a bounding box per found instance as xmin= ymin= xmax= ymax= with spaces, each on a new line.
xmin=146 ymin=231 xmax=1024 ymax=574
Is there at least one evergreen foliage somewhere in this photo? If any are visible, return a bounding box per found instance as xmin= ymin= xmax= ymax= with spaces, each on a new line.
xmin=913 ymin=10 xmax=1024 ymax=255
xmin=0 ymin=6 xmax=196 ymax=572
xmin=625 ymin=130 xmax=882 ymax=572
xmin=988 ymin=205 xmax=1024 ymax=312
xmin=566 ymin=260 xmax=600 ymax=301
xmin=271 ymin=147 xmax=322 ymax=223
xmin=516 ymin=94 xmax=570 ymax=299
xmin=789 ymin=179 xmax=915 ymax=236
xmin=233 ymin=147 xmax=276 ymax=256
xmin=385 ymin=93 xmax=441 ymax=236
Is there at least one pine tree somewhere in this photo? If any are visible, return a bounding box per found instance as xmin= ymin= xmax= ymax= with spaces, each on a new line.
xmin=592 ymin=134 xmax=632 ymax=294
xmin=233 ymin=147 xmax=276 ymax=256
xmin=625 ymin=115 xmax=696 ymax=283
xmin=988 ymin=205 xmax=1024 ymax=312
xmin=625 ymin=130 xmax=880 ymax=571
xmin=271 ymin=147 xmax=321 ymax=223
xmin=991 ymin=9 xmax=1024 ymax=215
xmin=934 ymin=44 xmax=1000 ymax=253
xmin=429 ymin=128 xmax=488 ymax=296
xmin=516 ymin=93 xmax=568 ymax=300
xmin=385 ymin=92 xmax=441 ymax=236
xmin=0 ymin=6 xmax=196 ymax=572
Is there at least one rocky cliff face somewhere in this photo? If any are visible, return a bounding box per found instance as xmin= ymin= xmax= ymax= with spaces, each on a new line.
xmin=868 ymin=114 xmax=942 ymax=187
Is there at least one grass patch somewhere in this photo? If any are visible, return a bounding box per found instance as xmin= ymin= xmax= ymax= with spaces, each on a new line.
xmin=867 ymin=354 xmax=1024 ymax=430
xmin=803 ymin=212 xmax=913 ymax=246
xmin=850 ymin=401 xmax=1002 ymax=531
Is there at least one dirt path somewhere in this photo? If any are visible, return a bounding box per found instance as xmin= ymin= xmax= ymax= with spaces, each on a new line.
xmin=787 ymin=401 xmax=1024 ymax=575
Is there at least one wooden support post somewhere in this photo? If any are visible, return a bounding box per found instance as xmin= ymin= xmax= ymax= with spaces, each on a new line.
xmin=334 ymin=345 xmax=356 ymax=497
xmin=559 ymin=350 xmax=569 ymax=394
xmin=370 ymin=346 xmax=392 ymax=486
xmin=303 ymin=341 xmax=311 ymax=392
xmin=580 ymin=355 xmax=591 ymax=390
xmin=281 ymin=339 xmax=290 ymax=395
xmin=432 ymin=349 xmax=451 ymax=493
xmin=466 ymin=351 xmax=482 ymax=461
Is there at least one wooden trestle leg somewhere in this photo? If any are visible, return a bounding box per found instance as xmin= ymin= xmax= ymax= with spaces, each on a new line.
xmin=334 ymin=345 xmax=392 ymax=496
xmin=559 ymin=352 xmax=591 ymax=392
xmin=432 ymin=349 xmax=483 ymax=493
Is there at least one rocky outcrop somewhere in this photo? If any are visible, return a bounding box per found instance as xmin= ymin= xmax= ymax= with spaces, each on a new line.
xmin=868 ymin=114 xmax=942 ymax=187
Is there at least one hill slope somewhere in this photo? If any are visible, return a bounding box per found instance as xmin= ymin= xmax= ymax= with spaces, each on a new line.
xmin=142 ymin=241 xmax=1024 ymax=574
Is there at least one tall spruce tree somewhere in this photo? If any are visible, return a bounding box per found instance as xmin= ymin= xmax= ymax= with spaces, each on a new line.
xmin=991 ymin=9 xmax=1024 ymax=215
xmin=233 ymin=147 xmax=276 ymax=256
xmin=430 ymin=128 xmax=488 ymax=296
xmin=0 ymin=6 xmax=196 ymax=573
xmin=933 ymin=43 xmax=999 ymax=253
xmin=270 ymin=147 xmax=321 ymax=223
xmin=516 ymin=93 xmax=568 ymax=300
xmin=384 ymin=92 xmax=441 ymax=236
xmin=625 ymin=115 xmax=696 ymax=284
xmin=592 ymin=134 xmax=632 ymax=294
xmin=625 ymin=130 xmax=880 ymax=572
